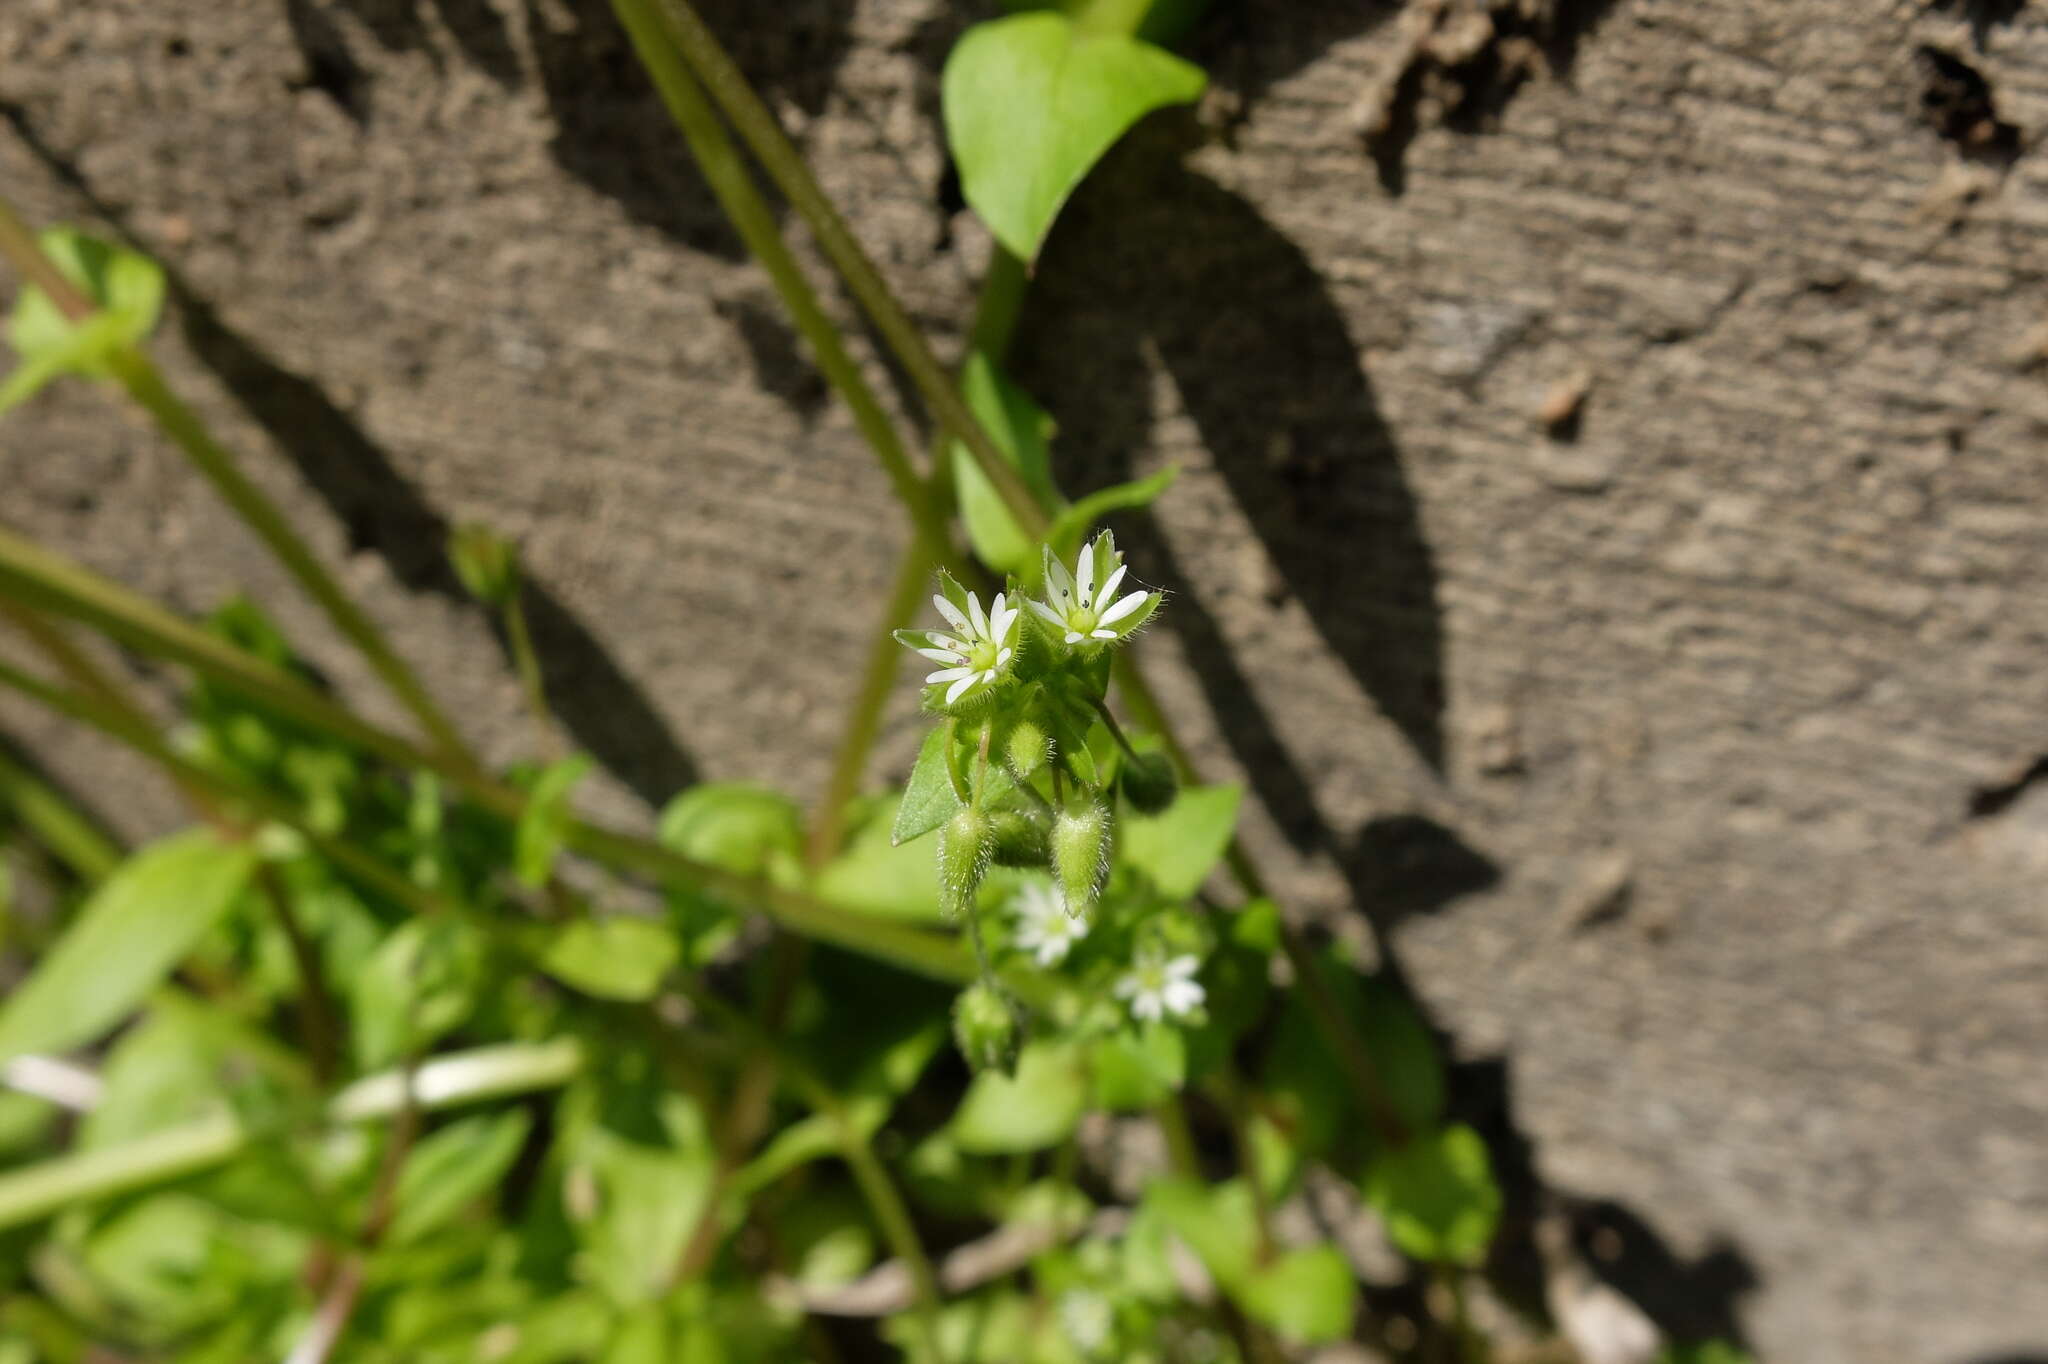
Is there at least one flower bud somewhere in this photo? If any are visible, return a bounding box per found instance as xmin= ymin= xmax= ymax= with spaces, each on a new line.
xmin=987 ymin=808 xmax=1050 ymax=868
xmin=1004 ymin=718 xmax=1051 ymax=778
xmin=1051 ymin=800 xmax=1110 ymax=919
xmin=448 ymin=523 xmax=520 ymax=607
xmin=938 ymin=806 xmax=992 ymax=918
xmin=952 ymin=982 xmax=1018 ymax=1074
xmin=1118 ymin=750 xmax=1179 ymax=816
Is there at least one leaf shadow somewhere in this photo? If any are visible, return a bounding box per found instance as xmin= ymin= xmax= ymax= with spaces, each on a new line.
xmin=0 ymin=102 xmax=702 ymax=807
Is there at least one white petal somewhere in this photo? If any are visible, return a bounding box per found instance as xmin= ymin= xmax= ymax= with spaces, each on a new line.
xmin=993 ymin=602 xmax=1020 ymax=642
xmin=1027 ymin=598 xmax=1065 ymax=626
xmin=926 ymin=667 xmax=974 ymax=684
xmin=1130 ymin=993 xmax=1163 ymax=1022
xmin=1166 ymin=955 xmax=1200 ymax=979
xmin=1047 ymin=553 xmax=1075 ymax=602
xmin=1095 ymin=564 xmax=1128 ymax=608
xmin=1096 ymin=589 xmax=1149 ymax=627
xmin=965 ymin=592 xmax=988 ymax=640
xmin=916 ymin=647 xmax=966 ymax=664
xmin=1113 ymin=975 xmax=1140 ymax=999
xmin=1064 ymin=632 xmax=1085 ymax=645
xmin=1090 ymin=629 xmax=1117 ymax=640
xmin=945 ymin=673 xmax=977 ymax=704
xmin=1163 ymin=979 xmax=1206 ymax=1016
xmin=1075 ymin=540 xmax=1096 ymax=602
xmin=996 ymin=647 xmax=1012 ymax=666
xmin=934 ymin=594 xmax=969 ymax=632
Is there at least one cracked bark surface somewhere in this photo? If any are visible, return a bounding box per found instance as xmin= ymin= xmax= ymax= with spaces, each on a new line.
xmin=3 ymin=1 xmax=2047 ymax=1358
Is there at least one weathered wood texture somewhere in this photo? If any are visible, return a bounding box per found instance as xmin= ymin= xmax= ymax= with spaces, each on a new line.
xmin=3 ymin=1 xmax=2045 ymax=1358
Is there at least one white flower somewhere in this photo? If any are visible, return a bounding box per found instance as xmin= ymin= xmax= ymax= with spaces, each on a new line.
xmin=1028 ymin=532 xmax=1158 ymax=648
xmin=1011 ymin=879 xmax=1086 ymax=967
xmin=1057 ymin=1288 xmax=1114 ymax=1355
xmin=896 ymin=585 xmax=1021 ymax=705
xmin=1114 ymin=949 xmax=1205 ymax=1023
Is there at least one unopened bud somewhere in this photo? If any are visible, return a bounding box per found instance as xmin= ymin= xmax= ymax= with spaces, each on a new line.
xmin=1118 ymin=750 xmax=1180 ymax=816
xmin=448 ymin=523 xmax=520 ymax=607
xmin=988 ymin=808 xmax=1050 ymax=868
xmin=1004 ymin=719 xmax=1051 ymax=778
xmin=938 ymin=807 xmax=992 ymax=918
xmin=952 ymin=982 xmax=1018 ymax=1074
xmin=1051 ymin=800 xmax=1110 ymax=919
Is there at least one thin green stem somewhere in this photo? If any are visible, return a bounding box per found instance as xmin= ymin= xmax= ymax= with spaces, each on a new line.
xmin=608 ymin=0 xmax=949 ymax=561
xmin=500 ymin=594 xmax=558 ymax=759
xmin=0 ymin=745 xmax=120 ymax=883
xmin=641 ymin=0 xmax=1049 ymax=536
xmin=807 ymin=538 xmax=930 ymax=867
xmin=102 ymin=349 xmax=477 ymax=773
xmin=678 ymin=980 xmax=947 ymax=1360
xmin=0 ymin=196 xmax=94 ymax=322
xmin=256 ymin=861 xmax=342 ymax=1084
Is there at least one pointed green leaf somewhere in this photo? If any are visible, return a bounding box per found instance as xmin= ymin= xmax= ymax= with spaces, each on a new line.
xmin=1045 ymin=466 xmax=1179 ymax=564
xmin=0 ymin=828 xmax=256 ymax=1066
xmin=950 ymin=351 xmax=1061 ymax=575
xmin=387 ymin=1108 xmax=532 ymax=1245
xmin=944 ymin=12 xmax=1206 ymax=260
xmin=894 ymin=727 xmax=962 ymax=845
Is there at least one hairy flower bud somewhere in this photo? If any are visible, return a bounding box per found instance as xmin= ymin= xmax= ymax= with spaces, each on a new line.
xmin=987 ymin=808 xmax=1051 ymax=868
xmin=1051 ymin=800 xmax=1110 ymax=919
xmin=1004 ymin=718 xmax=1051 ymax=778
xmin=1118 ymin=750 xmax=1179 ymax=816
xmin=938 ymin=807 xmax=992 ymax=918
xmin=953 ymin=982 xmax=1018 ymax=1074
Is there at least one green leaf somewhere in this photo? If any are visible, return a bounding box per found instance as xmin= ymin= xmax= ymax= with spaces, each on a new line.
xmin=386 ymin=1109 xmax=532 ymax=1245
xmin=1240 ymin=1245 xmax=1356 ymax=1344
xmin=1142 ymin=1176 xmax=1257 ymax=1288
xmin=893 ymin=726 xmax=962 ymax=846
xmin=1660 ymin=1343 xmax=1755 ymax=1364
xmin=349 ymin=917 xmax=485 ymax=1071
xmin=951 ymin=1040 xmax=1085 ymax=1153
xmin=943 ymin=12 xmax=1206 ymax=260
xmin=657 ymin=782 xmax=803 ymax=877
xmin=950 ymin=351 xmax=1061 ymax=575
xmin=815 ymin=797 xmax=945 ymax=922
xmin=1361 ymin=1123 xmax=1502 ymax=1266
xmin=536 ymin=917 xmax=679 ymax=1002
xmin=1118 ymin=782 xmax=1240 ymax=898
xmin=1086 ymin=1023 xmax=1186 ymax=1111
xmin=0 ymin=828 xmax=256 ymax=1066
xmin=1044 ymin=466 xmax=1179 ymax=564
xmin=516 ymin=754 xmax=593 ymax=888
xmin=567 ymin=1107 xmax=717 ymax=1307
xmin=602 ymin=1304 xmax=671 ymax=1364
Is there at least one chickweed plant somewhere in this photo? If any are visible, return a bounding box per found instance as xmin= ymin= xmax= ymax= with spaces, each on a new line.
xmin=0 ymin=2 xmax=1753 ymax=1362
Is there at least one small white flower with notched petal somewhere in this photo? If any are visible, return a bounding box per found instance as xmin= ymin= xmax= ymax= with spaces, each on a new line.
xmin=1114 ymin=948 xmax=1205 ymax=1023
xmin=1057 ymin=1288 xmax=1115 ymax=1356
xmin=1010 ymin=880 xmax=1086 ymax=967
xmin=894 ymin=577 xmax=1021 ymax=707
xmin=1029 ymin=531 xmax=1159 ymax=648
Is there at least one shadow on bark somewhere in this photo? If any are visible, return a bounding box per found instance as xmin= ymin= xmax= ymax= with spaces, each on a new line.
xmin=0 ymin=102 xmax=703 ymax=810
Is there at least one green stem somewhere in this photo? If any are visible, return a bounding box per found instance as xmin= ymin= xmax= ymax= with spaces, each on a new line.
xmin=640 ymin=0 xmax=1049 ymax=536
xmin=500 ymin=594 xmax=557 ymax=758
xmin=608 ymin=0 xmax=949 ymax=561
xmin=0 ymin=745 xmax=120 ymax=883
xmin=256 ymin=862 xmax=342 ymax=1084
xmin=0 ymin=196 xmax=94 ymax=322
xmin=102 ymin=349 xmax=477 ymax=774
xmin=807 ymin=538 xmax=930 ymax=867
xmin=679 ymin=980 xmax=947 ymax=1360
xmin=0 ymin=1039 xmax=582 ymax=1231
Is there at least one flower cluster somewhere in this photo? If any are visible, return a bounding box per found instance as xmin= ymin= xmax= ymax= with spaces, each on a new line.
xmin=892 ymin=531 xmax=1158 ymax=715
